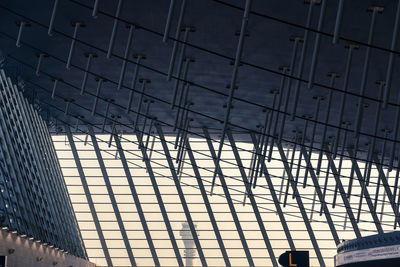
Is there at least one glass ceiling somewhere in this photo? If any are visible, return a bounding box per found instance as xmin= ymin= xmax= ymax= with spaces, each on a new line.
xmin=52 ymin=132 xmax=399 ymax=267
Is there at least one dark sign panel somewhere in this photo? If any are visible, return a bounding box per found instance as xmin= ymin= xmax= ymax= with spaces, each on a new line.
xmin=278 ymin=251 xmax=309 ymax=267
xmin=0 ymin=256 xmax=7 ymax=267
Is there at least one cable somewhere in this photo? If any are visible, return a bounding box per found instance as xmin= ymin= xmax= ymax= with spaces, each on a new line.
xmin=28 ymin=82 xmax=400 ymax=225
xmin=1 ymin=3 xmax=400 ymax=140
xmin=64 ymin=0 xmax=400 ymax=110
xmin=2 ymin=12 xmax=399 ymax=214
xmin=1 ymin=25 xmax=397 ymax=161
xmin=6 ymin=48 xmax=400 ymax=175
xmin=7 ymin=50 xmax=400 ymax=205
xmin=212 ymin=0 xmax=400 ymax=55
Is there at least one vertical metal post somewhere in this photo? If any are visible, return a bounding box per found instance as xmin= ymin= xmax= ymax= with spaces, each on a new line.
xmin=316 ymin=73 xmax=339 ymax=174
xmin=293 ymin=115 xmax=311 ymax=193
xmin=303 ymin=95 xmax=324 ymax=185
xmin=175 ymin=101 xmax=190 ymax=150
xmin=135 ymin=79 xmax=150 ymax=126
xmin=174 ymin=78 xmax=191 ymax=130
xmin=92 ymin=0 xmax=100 ymax=18
xmin=278 ymin=36 xmax=303 ymax=144
xmin=171 ymin=30 xmax=194 ymax=108
xmin=16 ymin=21 xmax=30 ymax=47
xmin=35 ymin=53 xmax=48 ymax=76
xmin=333 ymin=44 xmax=358 ymax=157
xmin=254 ymin=89 xmax=278 ymax=184
xmin=167 ymin=0 xmax=187 ymax=81
xmin=332 ymin=121 xmax=350 ymax=208
xmin=139 ymin=100 xmax=153 ymax=148
xmin=268 ymin=66 xmax=289 ymax=162
xmin=91 ymin=78 xmax=105 ymax=116
xmin=126 ymin=54 xmax=145 ymax=113
xmin=101 ymin=99 xmax=114 ymax=133
xmin=143 ymin=117 xmax=155 ymax=155
xmin=211 ymin=0 xmax=253 ymax=194
xmin=367 ymin=81 xmax=385 ymax=179
xmin=106 ymin=0 xmax=123 ymax=59
xmin=163 ymin=0 xmax=176 ymax=43
xmin=148 ymin=134 xmax=156 ymax=162
xmin=382 ymin=0 xmax=400 ymax=109
xmin=353 ymin=6 xmax=382 ymax=137
xmin=80 ymin=52 xmax=97 ymax=95
xmin=66 ymin=22 xmax=84 ymax=69
xmin=51 ymin=78 xmax=60 ymax=99
xmin=64 ymin=98 xmax=74 ymax=116
xmin=117 ymin=24 xmax=135 ymax=90
xmin=290 ymin=1 xmax=315 ymax=120
xmin=48 ymin=0 xmax=59 ymax=36
xmin=65 ymin=126 xmax=112 ymax=267
xmin=308 ymin=0 xmax=327 ymax=88
xmin=332 ymin=0 xmax=345 ymax=44
xmin=177 ymin=118 xmax=192 ymax=167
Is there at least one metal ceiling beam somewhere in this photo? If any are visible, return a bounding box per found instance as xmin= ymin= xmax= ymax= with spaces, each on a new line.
xmin=353 ymin=6 xmax=381 ymax=137
xmin=308 ymin=0 xmax=327 ymax=88
xmin=163 ymin=0 xmax=176 ymax=43
xmin=106 ymin=0 xmax=123 ymax=59
xmin=9 ymin=84 xmax=72 ymax=252
xmin=167 ymin=0 xmax=187 ymax=81
xmin=211 ymin=0 xmax=253 ymax=194
xmin=114 ymin=134 xmax=160 ymax=266
xmin=202 ymin=127 xmax=254 ymax=267
xmin=249 ymin=133 xmax=295 ymax=250
xmin=133 ymin=127 xmax=184 ymax=267
xmin=65 ymin=125 xmax=112 ymax=267
xmin=227 ymin=130 xmax=277 ymax=267
xmin=275 ymin=141 xmax=325 ymax=267
xmin=372 ymin=153 xmax=400 ymax=227
xmin=185 ymin=139 xmax=231 ymax=267
xmin=88 ymin=125 xmax=136 ymax=267
xmin=0 ymin=73 xmax=45 ymax=239
xmin=324 ymin=145 xmax=362 ymax=238
xmin=33 ymin=108 xmax=87 ymax=257
xmin=347 ymin=149 xmax=383 ymax=233
xmin=290 ymin=0 xmax=315 ymax=120
xmin=300 ymin=146 xmax=340 ymax=245
xmin=155 ymin=123 xmax=207 ymax=267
